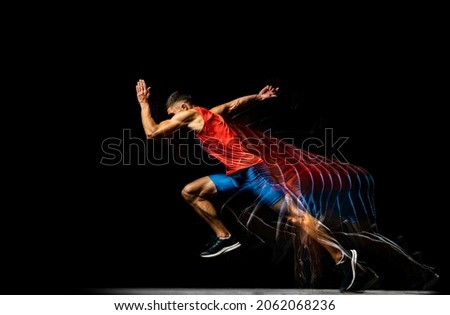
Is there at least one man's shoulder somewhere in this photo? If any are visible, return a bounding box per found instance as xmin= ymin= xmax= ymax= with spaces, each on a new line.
xmin=192 ymin=106 xmax=214 ymax=115
xmin=193 ymin=106 xmax=209 ymax=111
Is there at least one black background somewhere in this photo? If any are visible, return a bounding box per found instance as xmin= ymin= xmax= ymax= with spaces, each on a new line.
xmin=4 ymin=6 xmax=447 ymax=294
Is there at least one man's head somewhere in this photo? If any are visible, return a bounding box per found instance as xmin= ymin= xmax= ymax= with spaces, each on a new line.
xmin=166 ymin=91 xmax=193 ymax=116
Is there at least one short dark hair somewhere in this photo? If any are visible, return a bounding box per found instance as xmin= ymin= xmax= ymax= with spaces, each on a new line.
xmin=165 ymin=91 xmax=192 ymax=109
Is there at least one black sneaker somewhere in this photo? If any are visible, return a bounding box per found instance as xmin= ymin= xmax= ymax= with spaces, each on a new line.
xmin=406 ymin=265 xmax=440 ymax=291
xmin=338 ymin=249 xmax=379 ymax=292
xmin=200 ymin=235 xmax=241 ymax=258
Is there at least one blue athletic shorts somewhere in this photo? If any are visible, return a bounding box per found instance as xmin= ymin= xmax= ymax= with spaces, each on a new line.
xmin=209 ymin=163 xmax=284 ymax=207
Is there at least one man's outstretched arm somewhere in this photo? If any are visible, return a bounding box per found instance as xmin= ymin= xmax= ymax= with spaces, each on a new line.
xmin=136 ymin=79 xmax=193 ymax=139
xmin=210 ymin=85 xmax=279 ymax=116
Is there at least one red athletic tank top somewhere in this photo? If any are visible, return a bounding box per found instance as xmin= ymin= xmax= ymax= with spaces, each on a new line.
xmin=194 ymin=106 xmax=263 ymax=174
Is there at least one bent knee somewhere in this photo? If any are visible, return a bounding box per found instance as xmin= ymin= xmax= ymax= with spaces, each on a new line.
xmin=181 ymin=178 xmax=217 ymax=202
xmin=181 ymin=184 xmax=196 ymax=201
xmin=286 ymin=211 xmax=311 ymax=226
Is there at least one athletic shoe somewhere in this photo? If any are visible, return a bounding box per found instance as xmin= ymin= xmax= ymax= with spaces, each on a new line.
xmin=337 ymin=249 xmax=379 ymax=292
xmin=200 ymin=235 xmax=241 ymax=258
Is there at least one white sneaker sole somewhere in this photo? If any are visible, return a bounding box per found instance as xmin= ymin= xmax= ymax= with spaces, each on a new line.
xmin=344 ymin=249 xmax=357 ymax=291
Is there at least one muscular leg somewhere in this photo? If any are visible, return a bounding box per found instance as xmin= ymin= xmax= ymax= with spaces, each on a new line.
xmin=181 ymin=176 xmax=231 ymax=238
xmin=270 ymin=196 xmax=344 ymax=263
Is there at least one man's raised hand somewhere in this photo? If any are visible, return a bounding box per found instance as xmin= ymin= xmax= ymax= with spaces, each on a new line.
xmin=136 ymin=79 xmax=151 ymax=106
xmin=258 ymin=85 xmax=279 ymax=101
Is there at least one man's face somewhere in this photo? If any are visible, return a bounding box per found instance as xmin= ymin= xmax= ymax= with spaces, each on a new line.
xmin=167 ymin=102 xmax=188 ymax=117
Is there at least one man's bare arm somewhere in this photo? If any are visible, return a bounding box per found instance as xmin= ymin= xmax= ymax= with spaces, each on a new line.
xmin=210 ymin=85 xmax=279 ymax=116
xmin=136 ymin=79 xmax=194 ymax=139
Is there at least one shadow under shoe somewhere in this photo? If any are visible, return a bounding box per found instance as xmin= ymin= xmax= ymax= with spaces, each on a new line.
xmin=338 ymin=249 xmax=380 ymax=293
